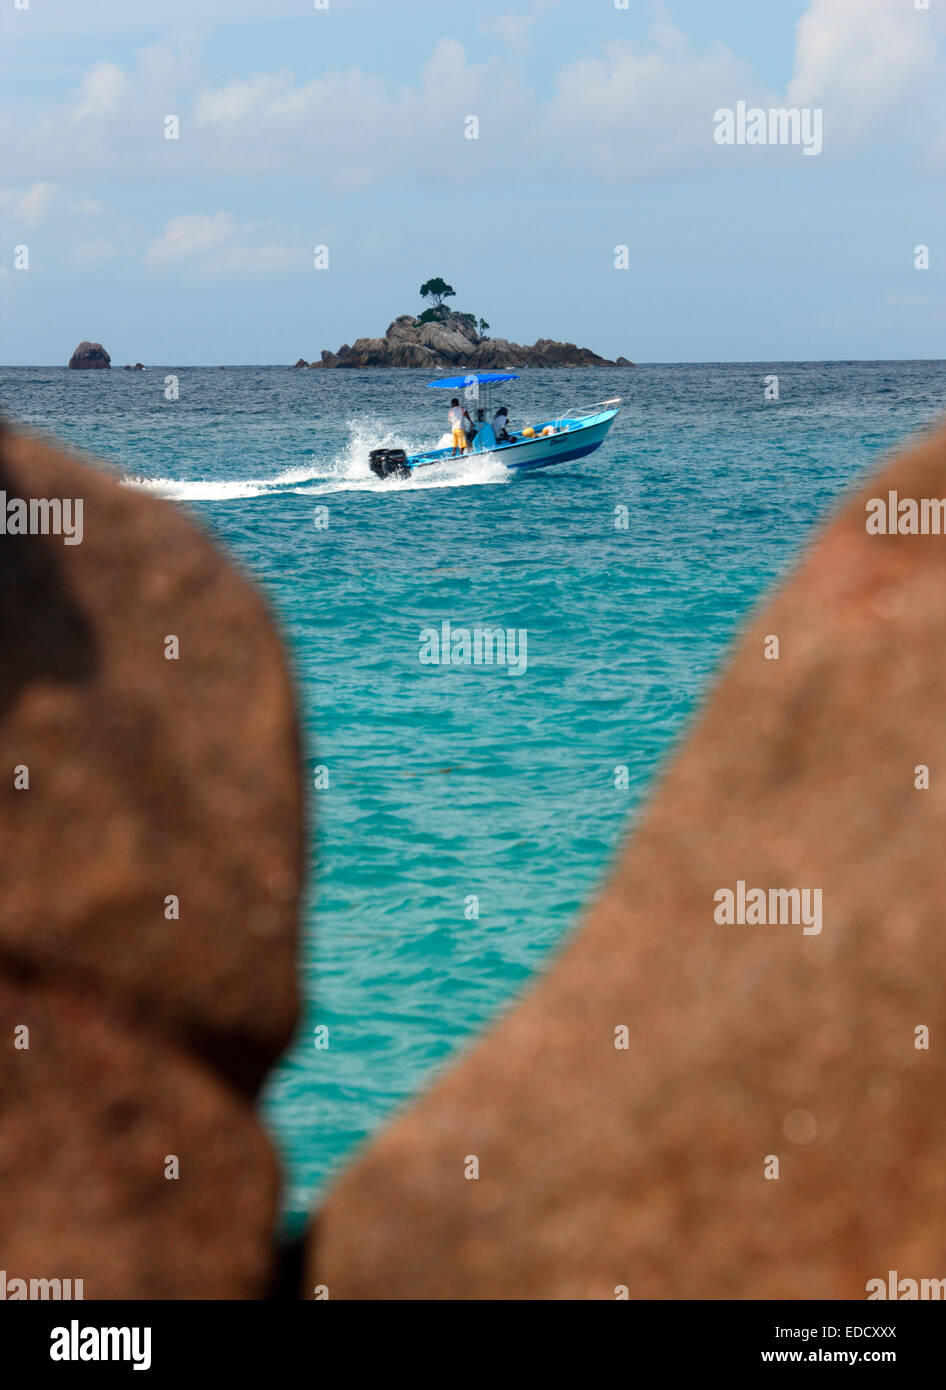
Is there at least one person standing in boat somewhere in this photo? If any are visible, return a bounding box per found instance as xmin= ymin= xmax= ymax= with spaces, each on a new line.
xmin=448 ymin=398 xmax=472 ymax=456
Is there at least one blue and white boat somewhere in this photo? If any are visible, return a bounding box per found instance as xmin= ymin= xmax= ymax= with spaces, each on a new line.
xmin=368 ymin=372 xmax=620 ymax=479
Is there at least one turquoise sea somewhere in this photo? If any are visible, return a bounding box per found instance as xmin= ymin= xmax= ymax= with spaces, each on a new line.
xmin=3 ymin=361 xmax=943 ymax=1228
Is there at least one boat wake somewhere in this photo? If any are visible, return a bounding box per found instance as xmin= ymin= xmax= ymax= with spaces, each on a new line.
xmin=124 ymin=416 xmax=510 ymax=502
xmin=124 ymin=466 xmax=316 ymax=502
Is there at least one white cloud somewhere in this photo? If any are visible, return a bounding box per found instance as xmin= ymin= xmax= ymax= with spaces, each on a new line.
xmin=486 ymin=12 xmax=537 ymax=47
xmin=0 ymin=43 xmax=197 ymax=180
xmin=0 ymin=6 xmax=944 ymax=188
xmin=196 ymin=71 xmax=283 ymax=127
xmin=481 ymin=1 xmax=560 ymax=49
xmin=145 ymin=212 xmax=235 ymax=267
xmin=70 ymin=238 xmax=119 ymax=267
xmin=0 ymin=182 xmax=57 ymax=226
xmin=71 ymin=198 xmax=104 ymax=216
xmin=191 ymin=40 xmax=525 ymax=183
xmin=787 ymin=0 xmax=940 ymax=144
xmin=146 ymin=212 xmax=301 ymax=277
xmin=543 ymin=29 xmax=766 ymax=177
xmin=73 ymin=63 xmax=131 ymax=120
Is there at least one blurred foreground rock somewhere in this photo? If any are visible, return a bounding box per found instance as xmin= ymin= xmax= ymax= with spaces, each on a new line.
xmin=313 ymin=421 xmax=946 ymax=1299
xmin=0 ymin=429 xmax=302 ymax=1095
xmin=0 ymin=977 xmax=280 ymax=1299
xmin=0 ymin=424 xmax=304 ymax=1296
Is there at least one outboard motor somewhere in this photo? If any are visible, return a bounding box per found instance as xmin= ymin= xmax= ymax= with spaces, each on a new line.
xmin=368 ymin=447 xmax=410 ymax=480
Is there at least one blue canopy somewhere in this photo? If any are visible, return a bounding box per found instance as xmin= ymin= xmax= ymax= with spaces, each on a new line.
xmin=426 ymin=372 xmax=520 ymax=388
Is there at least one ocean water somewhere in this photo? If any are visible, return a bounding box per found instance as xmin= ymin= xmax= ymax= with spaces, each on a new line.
xmin=3 ymin=361 xmax=944 ymax=1229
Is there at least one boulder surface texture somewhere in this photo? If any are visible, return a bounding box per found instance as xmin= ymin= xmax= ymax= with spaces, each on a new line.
xmin=0 ymin=424 xmax=304 ymax=1297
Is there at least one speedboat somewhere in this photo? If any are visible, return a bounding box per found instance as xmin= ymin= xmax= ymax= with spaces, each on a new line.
xmin=368 ymin=372 xmax=620 ymax=479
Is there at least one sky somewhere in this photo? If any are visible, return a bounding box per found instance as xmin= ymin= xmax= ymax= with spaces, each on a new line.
xmin=0 ymin=0 xmax=944 ymax=364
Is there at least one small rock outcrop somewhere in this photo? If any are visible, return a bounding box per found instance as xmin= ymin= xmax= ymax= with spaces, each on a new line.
xmin=304 ymin=312 xmax=628 ymax=369
xmin=68 ymin=341 xmax=110 ymax=369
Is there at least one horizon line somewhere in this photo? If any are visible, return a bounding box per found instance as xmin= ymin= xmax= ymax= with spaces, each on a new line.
xmin=1 ymin=358 xmax=944 ymax=370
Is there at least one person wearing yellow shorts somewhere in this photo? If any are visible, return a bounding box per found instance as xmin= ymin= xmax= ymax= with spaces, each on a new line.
xmin=448 ymin=398 xmax=472 ymax=456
